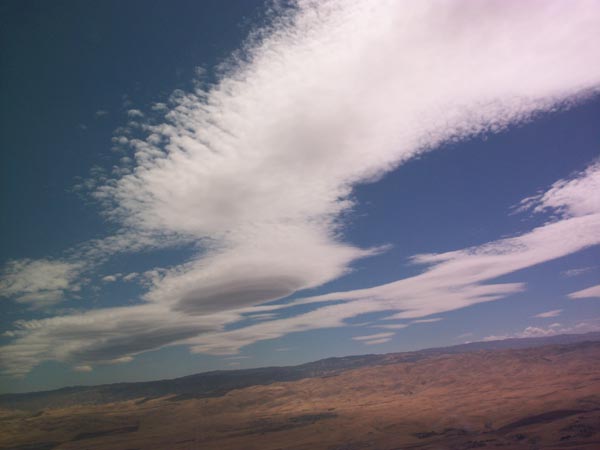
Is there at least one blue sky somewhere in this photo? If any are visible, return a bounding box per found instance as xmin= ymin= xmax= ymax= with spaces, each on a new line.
xmin=1 ymin=0 xmax=599 ymax=393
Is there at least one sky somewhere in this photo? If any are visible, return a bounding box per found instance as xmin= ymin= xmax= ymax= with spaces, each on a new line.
xmin=1 ymin=0 xmax=599 ymax=394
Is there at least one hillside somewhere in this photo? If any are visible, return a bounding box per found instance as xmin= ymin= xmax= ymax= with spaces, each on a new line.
xmin=2 ymin=332 xmax=598 ymax=412
xmin=0 ymin=333 xmax=599 ymax=449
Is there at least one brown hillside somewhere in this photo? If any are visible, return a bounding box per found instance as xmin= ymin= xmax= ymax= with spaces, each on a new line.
xmin=1 ymin=341 xmax=599 ymax=450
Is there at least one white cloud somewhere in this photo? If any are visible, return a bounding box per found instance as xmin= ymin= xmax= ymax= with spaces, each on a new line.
xmin=92 ymin=0 xmax=600 ymax=322
xmin=151 ymin=102 xmax=168 ymax=112
xmin=561 ymin=266 xmax=596 ymax=277
xmin=184 ymin=161 xmax=600 ymax=355
xmin=2 ymin=0 xmax=600 ymax=375
xmin=0 ymin=259 xmax=83 ymax=308
xmin=569 ymin=284 xmax=600 ymax=299
xmin=140 ymin=230 xmax=376 ymax=314
xmin=0 ymin=303 xmax=239 ymax=377
xmin=520 ymin=162 xmax=600 ymax=218
xmin=95 ymin=110 xmax=109 ymax=118
xmin=484 ymin=320 xmax=600 ymax=341
xmin=2 ymin=161 xmax=599 ymax=374
xmin=112 ymin=136 xmax=129 ymax=146
xmin=533 ymin=309 xmax=562 ymax=318
xmin=247 ymin=313 xmax=278 ymax=321
xmin=101 ymin=274 xmax=120 ymax=283
xmin=353 ymin=332 xmax=394 ymax=345
xmin=376 ymin=324 xmax=409 ymax=330
xmin=363 ymin=338 xmax=392 ymax=345
xmin=411 ymin=318 xmax=443 ymax=324
xmin=352 ymin=332 xmax=394 ymax=341
xmin=126 ymin=109 xmax=144 ymax=118
xmin=122 ymin=272 xmax=139 ymax=282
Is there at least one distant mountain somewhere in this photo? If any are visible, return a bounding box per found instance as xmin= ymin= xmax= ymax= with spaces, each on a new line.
xmin=415 ymin=331 xmax=600 ymax=354
xmin=2 ymin=331 xmax=599 ymax=412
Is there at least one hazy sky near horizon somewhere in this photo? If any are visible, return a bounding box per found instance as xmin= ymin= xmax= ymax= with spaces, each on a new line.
xmin=1 ymin=0 xmax=600 ymax=393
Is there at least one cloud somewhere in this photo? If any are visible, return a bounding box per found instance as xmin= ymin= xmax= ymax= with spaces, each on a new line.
xmin=483 ymin=319 xmax=600 ymax=341
xmin=247 ymin=313 xmax=279 ymax=321
xmin=561 ymin=266 xmax=596 ymax=277
xmin=411 ymin=318 xmax=443 ymax=324
xmin=141 ymin=230 xmax=375 ymax=315
xmin=353 ymin=332 xmax=394 ymax=345
xmin=112 ymin=136 xmax=129 ymax=146
xmin=184 ymin=161 xmax=600 ymax=355
xmin=95 ymin=110 xmax=109 ymax=118
xmin=93 ymin=0 xmax=600 ymax=323
xmin=376 ymin=324 xmax=410 ymax=330
xmin=0 ymin=304 xmax=238 ymax=376
xmin=2 ymin=164 xmax=599 ymax=375
xmin=363 ymin=338 xmax=392 ymax=345
xmin=1 ymin=0 xmax=600 ymax=375
xmin=377 ymin=318 xmax=443 ymax=328
xmin=520 ymin=162 xmax=600 ymax=218
xmin=101 ymin=274 xmax=120 ymax=283
xmin=352 ymin=332 xmax=394 ymax=341
xmin=0 ymin=259 xmax=83 ymax=308
xmin=569 ymin=284 xmax=600 ymax=300
xmin=126 ymin=109 xmax=144 ymax=118
xmin=151 ymin=103 xmax=168 ymax=112
xmin=122 ymin=272 xmax=139 ymax=282
xmin=533 ymin=309 xmax=562 ymax=318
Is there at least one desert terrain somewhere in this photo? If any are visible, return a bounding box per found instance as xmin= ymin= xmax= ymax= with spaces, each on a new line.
xmin=1 ymin=336 xmax=599 ymax=450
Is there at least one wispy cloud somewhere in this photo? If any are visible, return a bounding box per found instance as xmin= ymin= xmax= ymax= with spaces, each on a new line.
xmin=518 ymin=161 xmax=600 ymax=218
xmin=0 ymin=259 xmax=84 ymax=308
xmin=353 ymin=332 xmax=394 ymax=345
xmin=126 ymin=109 xmax=144 ymax=118
xmin=533 ymin=309 xmax=562 ymax=318
xmin=151 ymin=103 xmax=168 ymax=112
xmin=569 ymin=285 xmax=600 ymax=300
xmin=92 ymin=0 xmax=600 ymax=321
xmin=101 ymin=274 xmax=120 ymax=283
xmin=0 ymin=304 xmax=237 ymax=377
xmin=1 ymin=0 xmax=600 ymax=375
xmin=484 ymin=320 xmax=600 ymax=341
xmin=185 ymin=161 xmax=600 ymax=355
xmin=352 ymin=332 xmax=394 ymax=341
xmin=122 ymin=272 xmax=139 ymax=282
xmin=376 ymin=324 xmax=410 ymax=330
xmin=363 ymin=338 xmax=393 ymax=345
xmin=561 ymin=266 xmax=596 ymax=278
xmin=411 ymin=318 xmax=443 ymax=324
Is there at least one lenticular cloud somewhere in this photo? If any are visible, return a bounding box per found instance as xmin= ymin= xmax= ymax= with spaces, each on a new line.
xmin=2 ymin=0 xmax=600 ymax=375
xmin=101 ymin=0 xmax=600 ymax=314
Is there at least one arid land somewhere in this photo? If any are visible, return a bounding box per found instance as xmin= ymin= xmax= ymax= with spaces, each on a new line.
xmin=1 ymin=334 xmax=599 ymax=450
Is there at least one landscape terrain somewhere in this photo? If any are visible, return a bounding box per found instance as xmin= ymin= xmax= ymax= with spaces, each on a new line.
xmin=1 ymin=333 xmax=599 ymax=450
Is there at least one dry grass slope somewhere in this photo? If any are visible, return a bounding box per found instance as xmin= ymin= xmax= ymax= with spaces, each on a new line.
xmin=1 ymin=341 xmax=599 ymax=450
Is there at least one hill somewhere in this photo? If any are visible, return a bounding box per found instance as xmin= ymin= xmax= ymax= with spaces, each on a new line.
xmin=0 ymin=334 xmax=599 ymax=449
xmin=1 ymin=331 xmax=599 ymax=412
